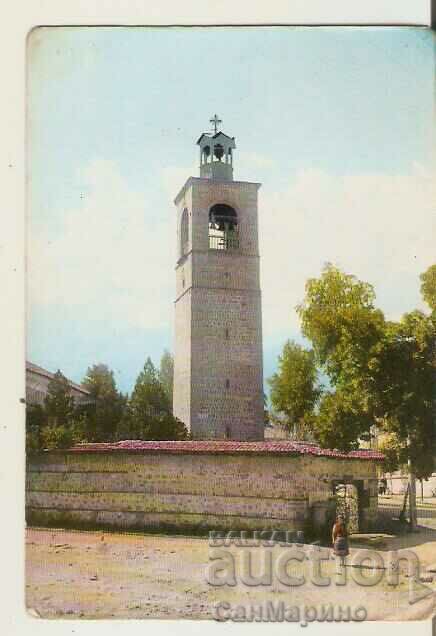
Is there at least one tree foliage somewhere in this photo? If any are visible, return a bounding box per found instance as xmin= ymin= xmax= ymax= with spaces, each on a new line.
xmin=130 ymin=358 xmax=170 ymax=418
xmin=420 ymin=264 xmax=436 ymax=312
xmin=371 ymin=310 xmax=435 ymax=479
xmin=26 ymin=356 xmax=188 ymax=453
xmin=44 ymin=371 xmax=76 ymax=426
xmin=117 ymin=357 xmax=187 ymax=441
xmin=290 ymin=262 xmax=436 ymax=478
xmin=269 ymin=340 xmax=321 ymax=438
xmin=81 ymin=364 xmax=126 ymax=442
xmin=158 ymin=350 xmax=174 ymax=410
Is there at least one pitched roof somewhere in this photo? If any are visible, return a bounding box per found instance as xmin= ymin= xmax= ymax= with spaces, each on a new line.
xmin=196 ymin=131 xmax=235 ymax=144
xmin=65 ymin=439 xmax=384 ymax=460
xmin=26 ymin=361 xmax=90 ymax=395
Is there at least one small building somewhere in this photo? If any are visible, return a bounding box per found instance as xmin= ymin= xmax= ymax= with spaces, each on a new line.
xmin=26 ymin=361 xmax=91 ymax=407
xmin=26 ymin=440 xmax=384 ymax=534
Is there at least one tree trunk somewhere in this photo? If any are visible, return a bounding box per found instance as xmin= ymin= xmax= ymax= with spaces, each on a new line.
xmin=408 ymin=458 xmax=417 ymax=530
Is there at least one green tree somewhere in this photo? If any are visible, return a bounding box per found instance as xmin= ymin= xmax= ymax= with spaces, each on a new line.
xmin=44 ymin=370 xmax=75 ymax=427
xmin=140 ymin=413 xmax=187 ymax=441
xmin=297 ymin=264 xmax=435 ymax=479
xmin=295 ymin=265 xmax=383 ymax=449
xmin=315 ymin=389 xmax=374 ymax=450
xmin=81 ymin=364 xmax=126 ymax=441
xmin=118 ymin=357 xmax=187 ymax=440
xmin=158 ymin=350 xmax=174 ymax=410
xmin=377 ymin=432 xmax=405 ymax=475
xmin=420 ymin=264 xmax=436 ymax=311
xmin=40 ymin=418 xmax=88 ymax=450
xmin=130 ymin=357 xmax=170 ymax=419
xmin=297 ymin=264 xmax=385 ymax=388
xmin=371 ymin=310 xmax=435 ymax=480
xmin=268 ymin=340 xmax=321 ymax=439
xmin=25 ymin=403 xmax=46 ymax=454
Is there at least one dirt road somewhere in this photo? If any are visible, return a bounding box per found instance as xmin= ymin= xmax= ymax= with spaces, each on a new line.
xmin=26 ymin=527 xmax=436 ymax=621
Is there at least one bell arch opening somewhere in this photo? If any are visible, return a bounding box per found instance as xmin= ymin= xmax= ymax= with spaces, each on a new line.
xmin=208 ymin=204 xmax=239 ymax=250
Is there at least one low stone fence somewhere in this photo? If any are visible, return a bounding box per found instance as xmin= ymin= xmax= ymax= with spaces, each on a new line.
xmin=26 ymin=441 xmax=382 ymax=533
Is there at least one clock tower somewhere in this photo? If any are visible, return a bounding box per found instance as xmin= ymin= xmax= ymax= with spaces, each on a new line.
xmin=173 ymin=117 xmax=264 ymax=440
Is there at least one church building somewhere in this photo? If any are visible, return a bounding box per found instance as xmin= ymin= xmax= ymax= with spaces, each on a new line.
xmin=173 ymin=116 xmax=264 ymax=440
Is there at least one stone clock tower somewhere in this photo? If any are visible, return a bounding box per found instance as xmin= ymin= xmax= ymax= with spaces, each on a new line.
xmin=173 ymin=116 xmax=264 ymax=441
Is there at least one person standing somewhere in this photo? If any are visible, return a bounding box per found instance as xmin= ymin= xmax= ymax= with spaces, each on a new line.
xmin=332 ymin=515 xmax=349 ymax=569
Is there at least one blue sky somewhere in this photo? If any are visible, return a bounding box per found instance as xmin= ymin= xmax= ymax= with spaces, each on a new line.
xmin=27 ymin=27 xmax=435 ymax=394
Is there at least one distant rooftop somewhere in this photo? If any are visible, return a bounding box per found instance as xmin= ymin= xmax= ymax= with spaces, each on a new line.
xmin=65 ymin=439 xmax=384 ymax=461
xmin=26 ymin=361 xmax=90 ymax=396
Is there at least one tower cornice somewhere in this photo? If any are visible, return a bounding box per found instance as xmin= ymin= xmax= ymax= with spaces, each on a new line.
xmin=174 ymin=176 xmax=262 ymax=206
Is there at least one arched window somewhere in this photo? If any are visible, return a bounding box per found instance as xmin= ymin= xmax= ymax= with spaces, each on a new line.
xmin=208 ymin=204 xmax=239 ymax=250
xmin=180 ymin=208 xmax=189 ymax=256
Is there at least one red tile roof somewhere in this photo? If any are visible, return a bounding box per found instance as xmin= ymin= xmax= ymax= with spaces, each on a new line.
xmin=67 ymin=439 xmax=384 ymax=461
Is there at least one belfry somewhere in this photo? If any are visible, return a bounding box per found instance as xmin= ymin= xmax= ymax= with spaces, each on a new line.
xmin=173 ymin=117 xmax=264 ymax=440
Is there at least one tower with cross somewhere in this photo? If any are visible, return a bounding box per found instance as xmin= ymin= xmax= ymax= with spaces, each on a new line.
xmin=196 ymin=114 xmax=236 ymax=182
xmin=173 ymin=117 xmax=264 ymax=440
xmin=210 ymin=113 xmax=222 ymax=133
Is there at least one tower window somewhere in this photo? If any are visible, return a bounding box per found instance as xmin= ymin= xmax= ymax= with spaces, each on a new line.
xmin=202 ymin=145 xmax=211 ymax=164
xmin=225 ymin=426 xmax=231 ymax=439
xmin=225 ymin=328 xmax=229 ymax=339
xmin=225 ymin=379 xmax=230 ymax=389
xmin=209 ymin=204 xmax=239 ymax=251
xmin=180 ymin=208 xmax=189 ymax=256
xmin=214 ymin=144 xmax=224 ymax=161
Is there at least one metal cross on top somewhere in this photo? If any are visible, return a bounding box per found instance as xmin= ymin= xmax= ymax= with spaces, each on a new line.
xmin=210 ymin=114 xmax=222 ymax=134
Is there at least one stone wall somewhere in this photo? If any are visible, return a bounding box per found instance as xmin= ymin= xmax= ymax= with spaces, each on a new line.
xmin=26 ymin=450 xmax=379 ymax=533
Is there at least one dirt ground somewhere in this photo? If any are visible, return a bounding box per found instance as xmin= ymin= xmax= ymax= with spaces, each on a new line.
xmin=26 ymin=522 xmax=436 ymax=622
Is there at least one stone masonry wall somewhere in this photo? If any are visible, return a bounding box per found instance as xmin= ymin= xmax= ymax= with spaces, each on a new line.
xmin=173 ymin=178 xmax=264 ymax=440
xmin=26 ymin=451 xmax=379 ymax=532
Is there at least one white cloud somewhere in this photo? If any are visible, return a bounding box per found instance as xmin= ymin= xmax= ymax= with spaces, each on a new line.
xmin=29 ymin=159 xmax=176 ymax=330
xmin=259 ymin=166 xmax=436 ymax=340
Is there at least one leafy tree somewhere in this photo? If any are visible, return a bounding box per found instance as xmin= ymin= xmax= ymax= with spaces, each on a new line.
xmin=263 ymin=392 xmax=270 ymax=428
xmin=44 ymin=370 xmax=75 ymax=427
xmin=268 ymin=340 xmax=321 ymax=438
xmin=296 ymin=264 xmax=384 ymax=448
xmin=42 ymin=421 xmax=89 ymax=451
xmin=130 ymin=357 xmax=170 ymax=419
xmin=297 ymin=264 xmax=385 ymax=388
xmin=377 ymin=432 xmax=405 ymax=475
xmin=159 ymin=350 xmax=174 ymax=410
xmin=371 ymin=310 xmax=435 ymax=480
xmin=117 ymin=357 xmax=187 ymax=440
xmin=141 ymin=413 xmax=187 ymax=441
xmin=420 ymin=264 xmax=436 ymax=312
xmin=81 ymin=364 xmax=126 ymax=441
xmin=26 ymin=403 xmax=46 ymax=429
xmin=315 ymin=389 xmax=374 ymax=450
xmin=25 ymin=403 xmax=46 ymax=455
xmin=296 ymin=263 xmax=435 ymax=482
